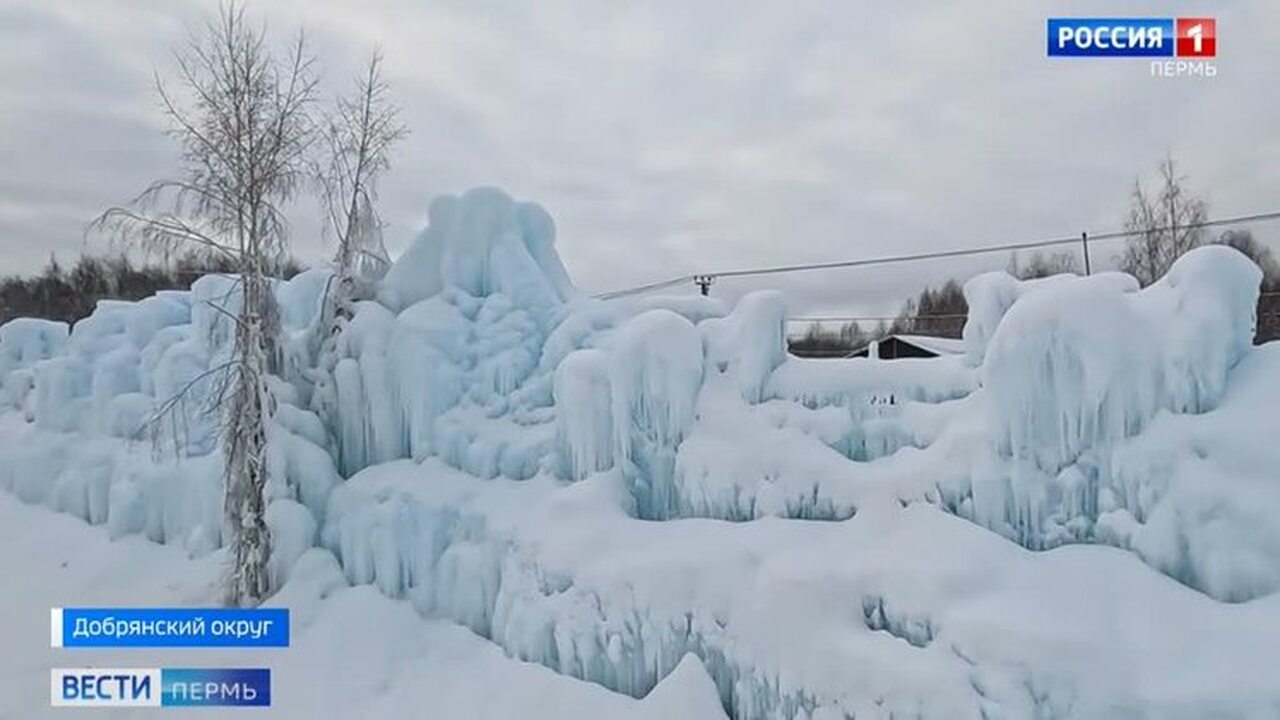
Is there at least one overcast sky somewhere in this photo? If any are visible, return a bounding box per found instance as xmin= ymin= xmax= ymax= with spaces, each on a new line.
xmin=2 ymin=0 xmax=1278 ymax=318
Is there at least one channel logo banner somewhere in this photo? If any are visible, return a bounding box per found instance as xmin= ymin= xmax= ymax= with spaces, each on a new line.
xmin=50 ymin=669 xmax=161 ymax=708
xmin=162 ymin=669 xmax=271 ymax=707
xmin=51 ymin=607 xmax=289 ymax=648
xmin=52 ymin=668 xmax=270 ymax=708
xmin=1048 ymin=18 xmax=1216 ymax=58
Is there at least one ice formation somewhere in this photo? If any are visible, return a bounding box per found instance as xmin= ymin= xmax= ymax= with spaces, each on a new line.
xmin=0 ymin=317 xmax=67 ymax=412
xmin=985 ymin=247 xmax=1259 ymax=474
xmin=2 ymin=186 xmax=1279 ymax=717
xmin=960 ymin=270 xmax=1136 ymax=366
xmin=966 ymin=248 xmax=1267 ymax=567
xmin=378 ymin=187 xmax=575 ymax=315
xmin=553 ymin=348 xmax=613 ymax=481
xmin=0 ymin=269 xmax=336 ymax=563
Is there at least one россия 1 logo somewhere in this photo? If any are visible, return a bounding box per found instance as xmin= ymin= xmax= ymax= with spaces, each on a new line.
xmin=1174 ymin=18 xmax=1215 ymax=58
xmin=1047 ymin=17 xmax=1216 ymax=77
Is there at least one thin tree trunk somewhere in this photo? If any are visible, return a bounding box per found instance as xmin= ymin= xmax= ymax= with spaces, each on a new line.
xmin=224 ymin=271 xmax=273 ymax=606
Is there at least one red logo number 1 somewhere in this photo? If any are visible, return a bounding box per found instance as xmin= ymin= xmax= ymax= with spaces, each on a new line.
xmin=1176 ymin=18 xmax=1216 ymax=58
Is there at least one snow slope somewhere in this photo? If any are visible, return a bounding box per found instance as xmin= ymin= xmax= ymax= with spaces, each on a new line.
xmin=0 ymin=491 xmax=726 ymax=720
xmin=3 ymin=187 xmax=1280 ymax=718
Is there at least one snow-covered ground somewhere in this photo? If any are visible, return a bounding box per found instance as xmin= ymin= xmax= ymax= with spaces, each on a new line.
xmin=0 ymin=491 xmax=725 ymax=719
xmin=321 ymin=456 xmax=1280 ymax=718
xmin=3 ymin=187 xmax=1280 ymax=718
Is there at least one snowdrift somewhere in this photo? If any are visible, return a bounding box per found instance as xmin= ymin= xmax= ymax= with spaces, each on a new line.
xmin=3 ymin=186 xmax=1279 ymax=718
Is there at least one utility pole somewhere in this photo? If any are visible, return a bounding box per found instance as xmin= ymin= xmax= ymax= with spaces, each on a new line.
xmin=1081 ymin=231 xmax=1092 ymax=275
xmin=694 ymin=274 xmax=715 ymax=296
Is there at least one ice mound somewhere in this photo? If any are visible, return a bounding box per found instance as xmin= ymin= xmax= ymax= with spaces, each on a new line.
xmin=331 ymin=189 xmax=577 ymax=478
xmin=378 ymin=187 xmax=576 ymax=315
xmin=1099 ymin=342 xmax=1280 ymax=601
xmin=0 ymin=319 xmax=68 ymax=415
xmin=955 ymin=246 xmax=1275 ymax=598
xmin=0 ymin=270 xmax=340 ymax=564
xmin=961 ymin=270 xmax=1136 ymax=366
xmin=608 ymin=309 xmax=704 ymax=519
xmin=985 ymin=246 xmax=1260 ymax=476
xmin=554 ymin=348 xmax=614 ymax=481
xmin=700 ymin=290 xmax=787 ymax=404
xmin=339 ymin=193 xmax=976 ymax=522
xmin=0 ymin=318 xmax=68 ymax=375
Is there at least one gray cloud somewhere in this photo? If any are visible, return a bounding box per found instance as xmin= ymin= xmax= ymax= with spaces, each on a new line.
xmin=2 ymin=0 xmax=1277 ymax=320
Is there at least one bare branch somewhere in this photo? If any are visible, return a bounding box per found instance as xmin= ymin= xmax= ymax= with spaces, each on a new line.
xmin=1119 ymin=153 xmax=1208 ymax=286
xmin=90 ymin=0 xmax=318 ymax=606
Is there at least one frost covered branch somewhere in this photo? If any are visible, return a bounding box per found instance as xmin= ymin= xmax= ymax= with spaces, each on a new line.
xmin=91 ymin=0 xmax=318 ymax=606
xmin=309 ymin=50 xmax=407 ymax=449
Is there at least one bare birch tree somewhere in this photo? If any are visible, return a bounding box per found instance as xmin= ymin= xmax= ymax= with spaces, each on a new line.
xmin=94 ymin=2 xmax=318 ymax=606
xmin=309 ymin=52 xmax=406 ymax=450
xmin=1119 ymin=153 xmax=1208 ymax=286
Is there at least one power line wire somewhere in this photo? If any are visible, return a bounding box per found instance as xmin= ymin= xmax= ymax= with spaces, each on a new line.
xmin=789 ymin=291 xmax=1280 ymax=325
xmin=788 ymin=314 xmax=968 ymax=323
xmin=594 ymin=274 xmax=695 ymax=300
xmin=593 ymin=209 xmax=1280 ymax=299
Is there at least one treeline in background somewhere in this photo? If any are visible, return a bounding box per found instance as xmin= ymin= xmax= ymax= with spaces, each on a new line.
xmin=0 ymin=251 xmax=305 ymax=327
xmin=791 ymin=156 xmax=1280 ymax=357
